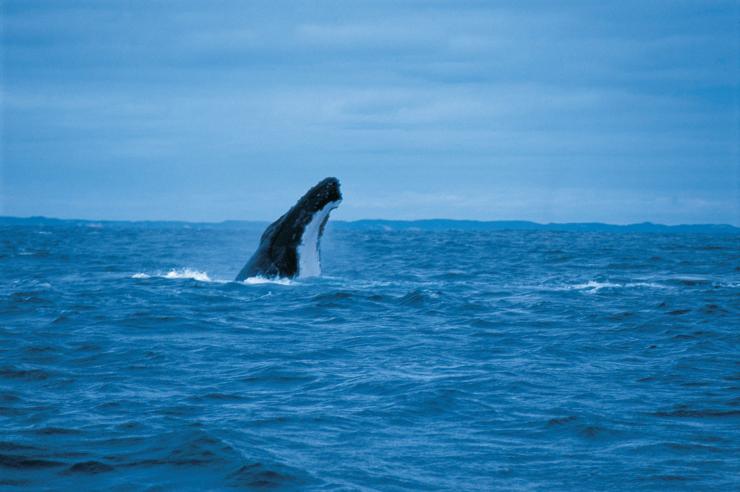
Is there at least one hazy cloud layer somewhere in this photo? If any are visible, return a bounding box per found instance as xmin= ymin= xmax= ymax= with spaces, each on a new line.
xmin=2 ymin=0 xmax=738 ymax=223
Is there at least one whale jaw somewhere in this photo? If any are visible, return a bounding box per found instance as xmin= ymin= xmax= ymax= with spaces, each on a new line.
xmin=298 ymin=199 xmax=341 ymax=278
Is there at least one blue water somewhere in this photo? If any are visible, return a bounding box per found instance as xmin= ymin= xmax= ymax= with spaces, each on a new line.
xmin=1 ymin=223 xmax=738 ymax=490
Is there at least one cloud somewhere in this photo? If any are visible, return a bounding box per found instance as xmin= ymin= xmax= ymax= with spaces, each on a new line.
xmin=1 ymin=0 xmax=737 ymax=223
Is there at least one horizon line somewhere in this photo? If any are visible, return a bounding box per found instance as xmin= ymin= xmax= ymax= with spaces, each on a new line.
xmin=1 ymin=215 xmax=738 ymax=230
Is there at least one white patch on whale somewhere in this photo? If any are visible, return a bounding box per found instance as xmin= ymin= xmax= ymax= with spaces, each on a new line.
xmin=297 ymin=200 xmax=341 ymax=278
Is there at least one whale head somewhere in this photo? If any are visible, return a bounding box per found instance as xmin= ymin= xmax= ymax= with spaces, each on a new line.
xmin=297 ymin=177 xmax=342 ymax=215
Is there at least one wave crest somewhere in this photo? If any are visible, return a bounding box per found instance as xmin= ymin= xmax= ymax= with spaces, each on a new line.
xmin=131 ymin=269 xmax=211 ymax=282
xmin=163 ymin=269 xmax=211 ymax=281
xmin=542 ymin=280 xmax=671 ymax=292
xmin=242 ymin=276 xmax=293 ymax=286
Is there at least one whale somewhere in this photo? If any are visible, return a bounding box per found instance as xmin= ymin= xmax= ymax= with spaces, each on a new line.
xmin=235 ymin=177 xmax=342 ymax=281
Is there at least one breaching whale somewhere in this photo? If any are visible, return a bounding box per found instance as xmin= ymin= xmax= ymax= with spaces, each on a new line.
xmin=235 ymin=177 xmax=342 ymax=281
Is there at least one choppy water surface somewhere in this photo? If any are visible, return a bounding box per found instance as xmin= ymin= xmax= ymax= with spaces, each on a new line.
xmin=1 ymin=224 xmax=738 ymax=490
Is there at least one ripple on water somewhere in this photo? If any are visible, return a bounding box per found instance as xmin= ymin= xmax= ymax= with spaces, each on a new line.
xmin=1 ymin=225 xmax=738 ymax=490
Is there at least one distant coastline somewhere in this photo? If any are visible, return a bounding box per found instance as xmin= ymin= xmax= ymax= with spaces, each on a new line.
xmin=1 ymin=216 xmax=737 ymax=234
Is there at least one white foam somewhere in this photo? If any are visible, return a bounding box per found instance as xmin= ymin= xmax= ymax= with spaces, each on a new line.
xmin=544 ymin=280 xmax=670 ymax=292
xmin=242 ymin=276 xmax=294 ymax=286
xmin=130 ymin=270 xmax=211 ymax=281
xmin=571 ymin=280 xmax=621 ymax=291
xmin=624 ymin=282 xmax=668 ymax=289
xmin=297 ymin=199 xmax=340 ymax=278
xmin=163 ymin=269 xmax=211 ymax=282
xmin=131 ymin=269 xmax=258 ymax=284
xmin=572 ymin=280 xmax=670 ymax=291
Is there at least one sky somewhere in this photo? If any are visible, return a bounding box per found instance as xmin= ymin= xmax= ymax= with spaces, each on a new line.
xmin=1 ymin=0 xmax=738 ymax=224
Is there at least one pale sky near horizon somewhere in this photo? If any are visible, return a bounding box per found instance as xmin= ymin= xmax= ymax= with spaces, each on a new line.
xmin=2 ymin=1 xmax=738 ymax=224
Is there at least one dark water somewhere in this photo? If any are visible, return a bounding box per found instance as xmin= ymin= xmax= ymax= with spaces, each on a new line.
xmin=1 ymin=223 xmax=738 ymax=490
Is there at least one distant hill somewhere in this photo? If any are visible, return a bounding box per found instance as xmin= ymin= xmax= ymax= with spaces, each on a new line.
xmin=332 ymin=219 xmax=740 ymax=234
xmin=1 ymin=216 xmax=737 ymax=233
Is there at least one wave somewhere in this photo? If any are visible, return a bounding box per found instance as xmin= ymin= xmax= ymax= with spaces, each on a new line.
xmin=571 ymin=281 xmax=622 ymax=291
xmin=130 ymin=269 xmax=212 ymax=282
xmin=163 ymin=269 xmax=211 ymax=281
xmin=130 ymin=270 xmax=295 ymax=286
xmin=543 ymin=280 xmax=671 ymax=292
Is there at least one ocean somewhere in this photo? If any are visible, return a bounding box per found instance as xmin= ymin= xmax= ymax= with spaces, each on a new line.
xmin=1 ymin=222 xmax=738 ymax=490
